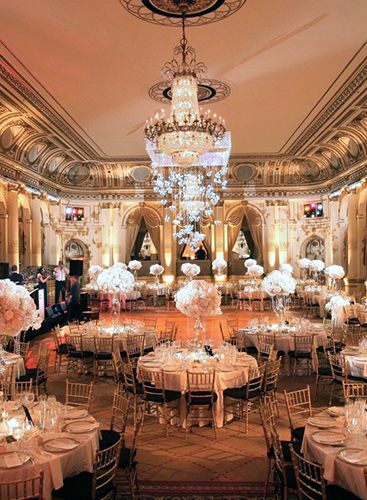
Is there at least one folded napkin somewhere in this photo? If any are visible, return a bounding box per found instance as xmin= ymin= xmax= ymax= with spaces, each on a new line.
xmin=46 ymin=439 xmax=78 ymax=450
xmin=67 ymin=421 xmax=99 ymax=432
xmin=3 ymin=452 xmax=23 ymax=468
xmin=328 ymin=407 xmax=345 ymax=417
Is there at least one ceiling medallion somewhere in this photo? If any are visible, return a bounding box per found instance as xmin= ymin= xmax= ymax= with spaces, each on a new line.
xmin=149 ymin=78 xmax=230 ymax=104
xmin=119 ymin=0 xmax=246 ymax=26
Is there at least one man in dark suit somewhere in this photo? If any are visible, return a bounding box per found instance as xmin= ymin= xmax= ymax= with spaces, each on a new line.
xmin=8 ymin=265 xmax=24 ymax=285
xmin=195 ymin=245 xmax=206 ymax=260
xmin=67 ymin=276 xmax=81 ymax=321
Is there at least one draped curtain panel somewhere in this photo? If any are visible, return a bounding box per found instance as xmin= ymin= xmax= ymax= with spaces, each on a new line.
xmin=142 ymin=208 xmax=160 ymax=253
xmin=126 ymin=223 xmax=141 ymax=259
xmin=227 ymin=205 xmax=245 ymax=254
xmin=244 ymin=205 xmax=263 ymax=264
xmin=199 ymin=221 xmax=211 ymax=252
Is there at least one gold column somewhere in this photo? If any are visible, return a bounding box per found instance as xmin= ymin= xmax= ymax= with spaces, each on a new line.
xmin=0 ymin=213 xmax=8 ymax=263
xmin=30 ymin=196 xmax=42 ymax=267
xmin=7 ymin=188 xmax=19 ymax=267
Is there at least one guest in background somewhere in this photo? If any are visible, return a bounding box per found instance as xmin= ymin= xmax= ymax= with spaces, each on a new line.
xmin=53 ymin=260 xmax=69 ymax=303
xmin=195 ymin=245 xmax=206 ymax=261
xmin=67 ymin=275 xmax=81 ymax=322
xmin=36 ymin=266 xmax=49 ymax=308
xmin=8 ymin=265 xmax=24 ymax=285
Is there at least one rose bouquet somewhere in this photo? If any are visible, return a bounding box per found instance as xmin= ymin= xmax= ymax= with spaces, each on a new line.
xmin=245 ymin=259 xmax=257 ymax=269
xmin=212 ymin=258 xmax=227 ymax=274
xmin=0 ymin=280 xmax=42 ymax=336
xmin=175 ymin=280 xmax=222 ymax=318
xmin=247 ymin=264 xmax=264 ymax=278
xmin=96 ymin=263 xmax=135 ymax=293
xmin=279 ymin=263 xmax=293 ymax=275
xmin=181 ymin=263 xmax=200 ymax=279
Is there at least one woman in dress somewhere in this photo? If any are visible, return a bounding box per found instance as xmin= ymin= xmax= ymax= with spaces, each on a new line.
xmin=36 ymin=266 xmax=49 ymax=308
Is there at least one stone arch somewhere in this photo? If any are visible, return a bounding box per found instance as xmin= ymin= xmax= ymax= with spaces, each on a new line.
xmin=300 ymin=235 xmax=326 ymax=262
xmin=64 ymin=238 xmax=90 ymax=275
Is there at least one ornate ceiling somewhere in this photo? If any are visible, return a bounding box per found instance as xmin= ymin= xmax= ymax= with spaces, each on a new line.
xmin=0 ymin=0 xmax=367 ymax=198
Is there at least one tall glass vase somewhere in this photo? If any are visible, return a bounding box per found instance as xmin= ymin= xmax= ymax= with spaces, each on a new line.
xmin=271 ymin=295 xmax=287 ymax=330
xmin=193 ymin=317 xmax=205 ymax=349
xmin=154 ymin=275 xmax=160 ymax=286
xmin=111 ymin=292 xmax=121 ymax=324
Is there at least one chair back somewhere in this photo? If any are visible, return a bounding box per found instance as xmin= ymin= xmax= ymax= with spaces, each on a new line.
xmin=110 ymin=388 xmax=130 ymax=435
xmin=13 ymin=341 xmax=30 ymax=364
xmin=65 ymin=333 xmax=83 ymax=352
xmin=257 ymin=341 xmax=274 ymax=362
xmin=0 ymin=364 xmax=15 ymax=399
xmin=233 ymin=329 xmax=246 ymax=351
xmin=0 ymin=470 xmax=44 ymax=500
xmin=263 ymin=358 xmax=282 ymax=393
xmin=94 ymin=336 xmax=114 ymax=354
xmin=247 ymin=365 xmax=264 ymax=399
xmin=121 ymin=362 xmax=139 ymax=394
xmin=290 ymin=444 xmax=327 ymax=499
xmin=328 ymin=352 xmax=346 ymax=383
xmin=65 ymin=380 xmax=93 ymax=410
xmin=187 ymin=370 xmax=216 ymax=406
xmin=112 ymin=350 xmax=124 ymax=383
xmin=269 ymin=426 xmax=287 ymax=484
xmin=219 ymin=322 xmax=227 ymax=342
xmin=283 ymin=385 xmax=312 ymax=432
xmin=139 ymin=368 xmax=166 ymax=400
xmin=124 ymin=333 xmax=145 ymax=361
xmin=257 ymin=333 xmax=275 ymax=346
xmin=259 ymin=395 xmax=276 ymax=454
xmin=343 ymin=382 xmax=367 ymax=401
xmin=92 ymin=438 xmax=121 ymax=499
xmin=35 ymin=345 xmax=50 ymax=384
xmin=144 ymin=318 xmax=157 ymax=328
xmin=294 ymin=334 xmax=315 ymax=353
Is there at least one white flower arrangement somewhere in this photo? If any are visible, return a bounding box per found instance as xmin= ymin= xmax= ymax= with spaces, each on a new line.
xmin=325 ymin=294 xmax=351 ymax=328
xmin=96 ymin=263 xmax=135 ymax=293
xmin=212 ymin=258 xmax=227 ymax=273
xmin=0 ymin=280 xmax=42 ymax=336
xmin=262 ymin=270 xmax=296 ymax=297
xmin=245 ymin=259 xmax=257 ymax=269
xmin=279 ymin=263 xmax=293 ymax=275
xmin=299 ymin=258 xmax=311 ymax=269
xmin=247 ymin=264 xmax=264 ymax=277
xmin=175 ymin=279 xmax=222 ymax=318
xmin=128 ymin=260 xmax=142 ymax=271
xmin=309 ymin=260 xmax=325 ymax=272
xmin=181 ymin=263 xmax=200 ymax=278
xmin=325 ymin=265 xmax=345 ymax=280
xmin=150 ymin=264 xmax=164 ymax=277
xmin=87 ymin=265 xmax=103 ymax=285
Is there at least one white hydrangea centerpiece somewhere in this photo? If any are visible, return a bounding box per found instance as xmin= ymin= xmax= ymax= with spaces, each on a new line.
xmin=96 ymin=263 xmax=135 ymax=293
xmin=181 ymin=263 xmax=200 ymax=279
xmin=212 ymin=258 xmax=227 ymax=274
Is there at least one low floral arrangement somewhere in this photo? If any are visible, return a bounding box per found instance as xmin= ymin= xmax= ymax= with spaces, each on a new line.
xmin=128 ymin=260 xmax=142 ymax=271
xmin=0 ymin=280 xmax=42 ymax=336
xmin=279 ymin=263 xmax=293 ymax=275
xmin=87 ymin=265 xmax=103 ymax=288
xmin=299 ymin=258 xmax=311 ymax=269
xmin=245 ymin=259 xmax=257 ymax=269
xmin=212 ymin=258 xmax=227 ymax=273
xmin=309 ymin=260 xmax=325 ymax=272
xmin=181 ymin=263 xmax=200 ymax=279
xmin=96 ymin=263 xmax=135 ymax=293
xmin=262 ymin=270 xmax=296 ymax=297
xmin=175 ymin=280 xmax=222 ymax=318
xmin=325 ymin=265 xmax=345 ymax=280
xmin=247 ymin=264 xmax=264 ymax=277
xmin=150 ymin=264 xmax=164 ymax=276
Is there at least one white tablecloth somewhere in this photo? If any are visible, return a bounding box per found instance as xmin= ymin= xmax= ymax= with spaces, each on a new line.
xmin=0 ymin=404 xmax=99 ymax=500
xmin=138 ymin=351 xmax=258 ymax=428
xmin=344 ymin=350 xmax=367 ymax=379
xmin=302 ymin=409 xmax=367 ymax=499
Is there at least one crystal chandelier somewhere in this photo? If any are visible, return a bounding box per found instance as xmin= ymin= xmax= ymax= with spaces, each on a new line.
xmin=145 ymin=15 xmax=231 ymax=247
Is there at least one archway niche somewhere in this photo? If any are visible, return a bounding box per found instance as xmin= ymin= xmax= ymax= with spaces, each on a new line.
xmin=64 ymin=238 xmax=90 ymax=278
xmin=302 ymin=236 xmax=326 ymax=261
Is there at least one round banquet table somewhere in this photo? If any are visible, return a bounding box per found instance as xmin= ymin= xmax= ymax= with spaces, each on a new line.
xmin=239 ymin=324 xmax=327 ymax=354
xmin=301 ymin=408 xmax=367 ymax=499
xmin=137 ymin=348 xmax=258 ymax=428
xmin=62 ymin=325 xmax=157 ymax=352
xmin=343 ymin=347 xmax=367 ymax=380
xmin=0 ymin=401 xmax=99 ymax=500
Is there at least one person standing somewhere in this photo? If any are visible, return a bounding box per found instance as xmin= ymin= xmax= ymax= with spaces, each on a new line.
xmin=8 ymin=265 xmax=24 ymax=285
xmin=37 ymin=266 xmax=49 ymax=308
xmin=53 ymin=260 xmax=69 ymax=303
xmin=67 ymin=276 xmax=81 ymax=322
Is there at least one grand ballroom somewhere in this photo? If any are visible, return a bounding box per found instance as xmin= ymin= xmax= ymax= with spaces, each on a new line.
xmin=0 ymin=1 xmax=367 ymax=499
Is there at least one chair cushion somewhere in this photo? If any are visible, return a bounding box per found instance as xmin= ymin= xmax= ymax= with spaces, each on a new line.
xmin=318 ymin=365 xmax=332 ymax=376
xmin=144 ymin=347 xmax=154 ymax=355
xmin=285 ymin=463 xmax=297 ymax=489
xmin=291 ymin=426 xmax=305 ymax=441
xmin=186 ymin=391 xmax=218 ymax=406
xmin=144 ymin=390 xmax=181 ymax=404
xmin=17 ymin=370 xmax=47 ymax=384
xmin=289 ymin=351 xmax=312 ymax=359
xmin=69 ymin=350 xmax=94 ymax=359
xmin=95 ymin=352 xmax=112 ymax=360
xmin=246 ymin=346 xmax=258 ymax=355
xmin=126 ymin=384 xmax=144 ymax=396
xmin=224 ymin=386 xmax=247 ymax=400
xmin=347 ymin=319 xmax=360 ymax=325
xmin=99 ymin=429 xmax=120 ymax=450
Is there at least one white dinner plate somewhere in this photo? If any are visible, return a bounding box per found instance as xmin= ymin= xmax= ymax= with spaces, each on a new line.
xmin=64 ymin=421 xmax=99 ymax=433
xmin=327 ymin=406 xmax=345 ymax=417
xmin=355 ymin=356 xmax=367 ymax=361
xmin=64 ymin=408 xmax=89 ymax=420
xmin=0 ymin=452 xmax=31 ymax=469
xmin=337 ymin=448 xmax=367 ymax=466
xmin=311 ymin=430 xmax=346 ymax=445
xmin=43 ymin=437 xmax=79 ymax=453
xmin=308 ymin=416 xmax=335 ymax=428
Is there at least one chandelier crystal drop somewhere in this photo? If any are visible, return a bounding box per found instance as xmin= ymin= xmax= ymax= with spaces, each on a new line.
xmin=145 ymin=14 xmax=231 ymax=248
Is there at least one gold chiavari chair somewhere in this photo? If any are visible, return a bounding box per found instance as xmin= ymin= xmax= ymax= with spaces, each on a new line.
xmin=65 ymin=333 xmax=94 ymax=376
xmin=289 ymin=334 xmax=315 ymax=376
xmin=99 ymin=388 xmax=130 ymax=450
xmin=121 ymin=361 xmax=144 ymax=427
xmin=219 ymin=322 xmax=229 ymax=342
xmin=283 ymin=385 xmax=312 ymax=442
xmin=11 ymin=380 xmax=34 ymax=401
xmin=123 ymin=333 xmax=146 ymax=367
xmin=93 ymin=336 xmax=114 ymax=378
xmin=13 ymin=340 xmax=29 ymax=365
xmin=112 ymin=350 xmax=124 ymax=384
xmin=65 ymin=380 xmax=94 ymax=411
xmin=0 ymin=364 xmax=15 ymax=401
xmin=0 ymin=470 xmax=44 ymax=500
xmin=140 ymin=368 xmax=181 ymax=437
xmin=289 ymin=443 xmax=327 ymax=499
xmin=263 ymin=357 xmax=282 ymax=416
xmin=257 ymin=341 xmax=275 ymax=364
xmin=53 ymin=326 xmax=69 ymax=373
xmin=144 ymin=318 xmax=157 ymax=329
xmin=224 ymin=365 xmax=265 ymax=434
xmin=343 ymin=381 xmax=367 ymax=401
xmin=17 ymin=344 xmax=49 ymax=398
xmin=186 ymin=370 xmax=217 ymax=438
xmin=328 ymin=352 xmax=347 ymax=405
xmin=269 ymin=426 xmax=298 ymax=499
